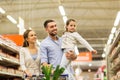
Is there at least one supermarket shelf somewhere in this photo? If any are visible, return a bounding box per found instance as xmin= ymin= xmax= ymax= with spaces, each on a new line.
xmin=0 ymin=71 xmax=23 ymax=78
xmin=0 ymin=56 xmax=19 ymax=67
xmin=0 ymin=37 xmax=23 ymax=79
xmin=0 ymin=43 xmax=19 ymax=54
xmin=107 ymin=29 xmax=120 ymax=80
xmin=111 ymin=60 xmax=120 ymax=72
xmin=110 ymin=45 xmax=120 ymax=62
xmin=108 ymin=31 xmax=120 ymax=55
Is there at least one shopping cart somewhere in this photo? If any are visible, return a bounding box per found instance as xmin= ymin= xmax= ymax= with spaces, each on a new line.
xmin=24 ymin=74 xmax=69 ymax=80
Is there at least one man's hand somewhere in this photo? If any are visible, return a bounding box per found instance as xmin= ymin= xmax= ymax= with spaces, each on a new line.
xmin=42 ymin=62 xmax=52 ymax=67
xmin=41 ymin=62 xmax=54 ymax=74
xmin=65 ymin=50 xmax=77 ymax=61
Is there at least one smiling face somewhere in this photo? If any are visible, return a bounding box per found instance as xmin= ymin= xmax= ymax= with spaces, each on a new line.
xmin=45 ymin=21 xmax=58 ymax=36
xmin=26 ymin=30 xmax=37 ymax=44
xmin=66 ymin=21 xmax=76 ymax=32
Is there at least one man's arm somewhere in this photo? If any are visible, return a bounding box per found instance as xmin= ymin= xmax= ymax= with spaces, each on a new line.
xmin=65 ymin=50 xmax=77 ymax=61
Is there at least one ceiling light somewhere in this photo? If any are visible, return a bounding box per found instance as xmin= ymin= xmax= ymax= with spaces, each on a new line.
xmin=7 ymin=15 xmax=17 ymax=24
xmin=107 ymin=39 xmax=112 ymax=45
xmin=0 ymin=7 xmax=5 ymax=14
xmin=102 ymin=53 xmax=106 ymax=58
xmin=17 ymin=24 xmax=20 ymax=28
xmin=19 ymin=17 xmax=24 ymax=27
xmin=111 ymin=27 xmax=116 ymax=34
xmin=114 ymin=11 xmax=120 ymax=26
xmin=109 ymin=33 xmax=114 ymax=40
xmin=88 ymin=63 xmax=92 ymax=67
xmin=18 ymin=17 xmax=25 ymax=35
xmin=104 ymin=47 xmax=106 ymax=52
xmin=63 ymin=16 xmax=67 ymax=23
xmin=59 ymin=5 xmax=65 ymax=16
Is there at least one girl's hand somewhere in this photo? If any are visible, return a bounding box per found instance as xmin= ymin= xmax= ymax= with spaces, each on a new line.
xmin=91 ymin=50 xmax=97 ymax=54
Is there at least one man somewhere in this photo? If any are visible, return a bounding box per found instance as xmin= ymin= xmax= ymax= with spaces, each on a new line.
xmin=40 ymin=19 xmax=77 ymax=70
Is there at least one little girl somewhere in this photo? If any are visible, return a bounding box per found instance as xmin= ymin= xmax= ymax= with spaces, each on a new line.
xmin=61 ymin=19 xmax=97 ymax=80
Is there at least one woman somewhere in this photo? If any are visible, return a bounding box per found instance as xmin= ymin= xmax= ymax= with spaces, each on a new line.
xmin=20 ymin=29 xmax=41 ymax=79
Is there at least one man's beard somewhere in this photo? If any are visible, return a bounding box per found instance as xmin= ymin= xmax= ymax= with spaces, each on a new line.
xmin=49 ymin=33 xmax=57 ymax=36
xmin=49 ymin=29 xmax=57 ymax=36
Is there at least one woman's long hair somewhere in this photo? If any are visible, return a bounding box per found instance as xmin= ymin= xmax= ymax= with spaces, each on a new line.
xmin=23 ymin=29 xmax=32 ymax=47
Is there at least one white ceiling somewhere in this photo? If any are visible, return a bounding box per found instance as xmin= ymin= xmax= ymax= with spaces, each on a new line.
xmin=0 ymin=0 xmax=120 ymax=71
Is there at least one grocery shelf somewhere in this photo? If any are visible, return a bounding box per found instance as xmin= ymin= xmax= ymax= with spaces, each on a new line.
xmin=0 ymin=71 xmax=23 ymax=78
xmin=0 ymin=38 xmax=23 ymax=79
xmin=107 ymin=29 xmax=120 ymax=80
xmin=0 ymin=56 xmax=19 ymax=67
xmin=108 ymin=31 xmax=120 ymax=55
xmin=111 ymin=60 xmax=120 ymax=72
xmin=110 ymin=45 xmax=120 ymax=62
xmin=0 ymin=43 xmax=19 ymax=54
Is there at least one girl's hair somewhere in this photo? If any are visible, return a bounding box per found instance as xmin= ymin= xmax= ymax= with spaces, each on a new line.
xmin=23 ymin=29 xmax=32 ymax=47
xmin=65 ymin=19 xmax=76 ymax=31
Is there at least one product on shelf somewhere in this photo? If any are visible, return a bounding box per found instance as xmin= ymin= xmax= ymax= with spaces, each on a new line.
xmin=0 ymin=51 xmax=7 ymax=57
xmin=7 ymin=67 xmax=14 ymax=74
xmin=0 ymin=35 xmax=23 ymax=79
xmin=107 ymin=28 xmax=120 ymax=80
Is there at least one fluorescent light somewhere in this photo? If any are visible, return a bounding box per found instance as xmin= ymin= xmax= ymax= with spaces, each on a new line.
xmin=19 ymin=28 xmax=26 ymax=35
xmin=59 ymin=5 xmax=65 ymax=16
xmin=104 ymin=47 xmax=106 ymax=52
xmin=111 ymin=27 xmax=116 ymax=34
xmin=114 ymin=11 xmax=120 ymax=26
xmin=88 ymin=63 xmax=92 ymax=67
xmin=0 ymin=7 xmax=5 ymax=14
xmin=19 ymin=17 xmax=24 ymax=27
xmin=7 ymin=15 xmax=17 ymax=24
xmin=109 ymin=33 xmax=114 ymax=40
xmin=107 ymin=39 xmax=112 ymax=45
xmin=102 ymin=53 xmax=106 ymax=58
xmin=63 ymin=16 xmax=68 ymax=23
xmin=17 ymin=24 xmax=20 ymax=28
xmin=18 ymin=17 xmax=25 ymax=35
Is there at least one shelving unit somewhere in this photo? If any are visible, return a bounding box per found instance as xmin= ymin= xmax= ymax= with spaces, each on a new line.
xmin=106 ymin=30 xmax=120 ymax=80
xmin=0 ymin=36 xmax=23 ymax=80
